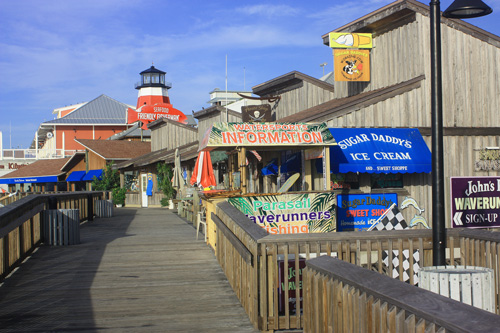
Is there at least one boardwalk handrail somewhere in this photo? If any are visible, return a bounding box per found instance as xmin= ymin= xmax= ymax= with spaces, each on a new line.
xmin=303 ymin=256 xmax=500 ymax=333
xmin=0 ymin=192 xmax=104 ymax=280
xmin=213 ymin=201 xmax=500 ymax=331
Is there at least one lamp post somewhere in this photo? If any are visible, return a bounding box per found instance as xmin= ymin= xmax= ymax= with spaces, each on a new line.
xmin=429 ymin=0 xmax=492 ymax=266
xmin=320 ymin=62 xmax=327 ymax=76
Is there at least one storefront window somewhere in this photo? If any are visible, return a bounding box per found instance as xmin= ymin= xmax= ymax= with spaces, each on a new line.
xmin=331 ymin=173 xmax=359 ymax=190
xmin=371 ymin=173 xmax=403 ymax=189
xmin=125 ymin=171 xmax=139 ymax=191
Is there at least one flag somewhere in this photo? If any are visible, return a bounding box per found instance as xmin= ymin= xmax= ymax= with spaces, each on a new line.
xmin=368 ymin=203 xmax=407 ymax=231
xmin=368 ymin=203 xmax=420 ymax=285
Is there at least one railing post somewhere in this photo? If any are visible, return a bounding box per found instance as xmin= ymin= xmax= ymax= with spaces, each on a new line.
xmin=48 ymin=195 xmax=57 ymax=210
xmin=87 ymin=194 xmax=94 ymax=221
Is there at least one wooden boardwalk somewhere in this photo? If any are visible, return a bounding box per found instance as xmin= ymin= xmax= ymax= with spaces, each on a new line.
xmin=0 ymin=208 xmax=259 ymax=332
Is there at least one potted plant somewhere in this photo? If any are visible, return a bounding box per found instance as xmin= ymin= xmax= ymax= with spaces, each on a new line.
xmin=157 ymin=163 xmax=176 ymax=208
xmin=112 ymin=187 xmax=127 ymax=207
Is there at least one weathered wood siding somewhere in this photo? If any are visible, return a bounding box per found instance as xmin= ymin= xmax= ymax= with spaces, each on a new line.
xmin=151 ymin=123 xmax=198 ymax=151
xmin=275 ymin=81 xmax=336 ymax=120
xmin=332 ymin=12 xmax=500 ymax=128
xmin=197 ymin=112 xmax=241 ymax=143
xmin=323 ymin=11 xmax=500 ymax=228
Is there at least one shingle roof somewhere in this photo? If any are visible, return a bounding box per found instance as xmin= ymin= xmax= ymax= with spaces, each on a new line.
xmin=42 ymin=94 xmax=131 ymax=125
xmin=75 ymin=139 xmax=151 ymax=160
xmin=114 ymin=141 xmax=199 ymax=170
xmin=0 ymin=158 xmax=70 ymax=179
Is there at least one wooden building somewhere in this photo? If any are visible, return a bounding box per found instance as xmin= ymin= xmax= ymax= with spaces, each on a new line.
xmin=251 ymin=0 xmax=500 ymax=228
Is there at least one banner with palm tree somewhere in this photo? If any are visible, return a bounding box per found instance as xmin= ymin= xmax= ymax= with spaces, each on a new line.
xmin=228 ymin=192 xmax=336 ymax=234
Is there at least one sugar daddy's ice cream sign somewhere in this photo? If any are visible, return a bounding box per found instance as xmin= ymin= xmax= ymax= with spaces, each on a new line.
xmin=331 ymin=128 xmax=431 ymax=173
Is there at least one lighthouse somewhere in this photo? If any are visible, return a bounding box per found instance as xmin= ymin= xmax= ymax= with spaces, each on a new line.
xmin=128 ymin=65 xmax=188 ymax=129
xmin=135 ymin=65 xmax=171 ymax=107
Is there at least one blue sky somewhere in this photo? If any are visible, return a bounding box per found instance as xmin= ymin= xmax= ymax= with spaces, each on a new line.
xmin=1 ymin=0 xmax=499 ymax=149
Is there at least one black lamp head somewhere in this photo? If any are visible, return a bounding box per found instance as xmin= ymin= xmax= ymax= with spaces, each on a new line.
xmin=443 ymin=0 xmax=493 ymax=19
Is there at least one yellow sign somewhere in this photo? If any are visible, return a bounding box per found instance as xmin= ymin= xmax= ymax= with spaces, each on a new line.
xmin=329 ymin=33 xmax=373 ymax=49
xmin=334 ymin=49 xmax=370 ymax=82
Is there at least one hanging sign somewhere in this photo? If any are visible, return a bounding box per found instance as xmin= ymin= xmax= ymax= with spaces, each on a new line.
xmin=199 ymin=122 xmax=336 ymax=150
xmin=242 ymin=104 xmax=272 ymax=122
xmin=451 ymin=177 xmax=500 ymax=228
xmin=329 ymin=33 xmax=373 ymax=49
xmin=127 ymin=103 xmax=188 ymax=129
xmin=228 ymin=192 xmax=336 ymax=234
xmin=334 ymin=49 xmax=370 ymax=82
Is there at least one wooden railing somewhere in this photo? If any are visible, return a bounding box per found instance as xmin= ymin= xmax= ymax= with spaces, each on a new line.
xmin=0 ymin=192 xmax=104 ymax=281
xmin=303 ymin=256 xmax=500 ymax=332
xmin=213 ymin=201 xmax=500 ymax=332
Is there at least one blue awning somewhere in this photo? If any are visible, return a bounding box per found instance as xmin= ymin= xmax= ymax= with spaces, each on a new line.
xmin=0 ymin=176 xmax=59 ymax=184
xmin=82 ymin=169 xmax=103 ymax=181
xmin=66 ymin=170 xmax=86 ymax=182
xmin=329 ymin=128 xmax=431 ymax=174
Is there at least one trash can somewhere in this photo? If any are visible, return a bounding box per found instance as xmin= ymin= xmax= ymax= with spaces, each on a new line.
xmin=43 ymin=209 xmax=80 ymax=246
xmin=420 ymin=265 xmax=495 ymax=313
xmin=96 ymin=200 xmax=113 ymax=218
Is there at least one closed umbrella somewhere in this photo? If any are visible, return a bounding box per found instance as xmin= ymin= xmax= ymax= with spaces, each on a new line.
xmin=190 ymin=150 xmax=216 ymax=189
xmin=172 ymin=149 xmax=185 ymax=197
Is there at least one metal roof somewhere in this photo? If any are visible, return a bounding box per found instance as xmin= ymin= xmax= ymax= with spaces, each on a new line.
xmin=140 ymin=65 xmax=166 ymax=75
xmin=42 ymin=94 xmax=130 ymax=125
xmin=107 ymin=123 xmax=151 ymax=140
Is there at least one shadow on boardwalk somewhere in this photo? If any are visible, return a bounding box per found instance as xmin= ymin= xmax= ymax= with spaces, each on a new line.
xmin=0 ymin=208 xmax=259 ymax=332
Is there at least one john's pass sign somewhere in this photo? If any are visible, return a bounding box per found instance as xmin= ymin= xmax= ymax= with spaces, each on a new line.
xmin=451 ymin=176 xmax=500 ymax=228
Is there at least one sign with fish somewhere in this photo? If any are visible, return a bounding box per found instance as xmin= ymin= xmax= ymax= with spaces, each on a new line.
xmin=336 ymin=193 xmax=398 ymax=231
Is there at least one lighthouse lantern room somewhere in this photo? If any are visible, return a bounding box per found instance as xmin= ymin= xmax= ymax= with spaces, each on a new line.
xmin=128 ymin=65 xmax=188 ymax=129
xmin=135 ymin=66 xmax=173 ymax=108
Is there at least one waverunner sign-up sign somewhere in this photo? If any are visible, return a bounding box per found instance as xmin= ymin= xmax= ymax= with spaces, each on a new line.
xmin=451 ymin=177 xmax=500 ymax=228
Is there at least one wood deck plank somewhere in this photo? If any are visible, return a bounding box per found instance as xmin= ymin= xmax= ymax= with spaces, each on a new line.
xmin=0 ymin=208 xmax=258 ymax=332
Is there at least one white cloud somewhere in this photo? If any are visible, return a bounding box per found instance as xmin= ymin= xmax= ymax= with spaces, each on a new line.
xmin=236 ymin=4 xmax=300 ymax=17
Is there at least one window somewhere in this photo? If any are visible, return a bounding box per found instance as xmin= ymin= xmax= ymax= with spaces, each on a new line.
xmin=371 ymin=173 xmax=403 ymax=189
xmin=331 ymin=173 xmax=359 ymax=190
xmin=125 ymin=171 xmax=139 ymax=191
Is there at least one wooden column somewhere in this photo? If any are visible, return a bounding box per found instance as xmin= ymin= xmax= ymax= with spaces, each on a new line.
xmin=240 ymin=147 xmax=247 ymax=194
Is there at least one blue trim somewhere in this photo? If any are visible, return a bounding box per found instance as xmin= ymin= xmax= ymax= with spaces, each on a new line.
xmin=0 ymin=176 xmax=59 ymax=184
xmin=82 ymin=169 xmax=103 ymax=181
xmin=329 ymin=128 xmax=431 ymax=174
xmin=66 ymin=170 xmax=86 ymax=182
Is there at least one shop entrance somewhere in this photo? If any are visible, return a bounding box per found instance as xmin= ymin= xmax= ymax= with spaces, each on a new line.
xmin=141 ymin=173 xmax=148 ymax=208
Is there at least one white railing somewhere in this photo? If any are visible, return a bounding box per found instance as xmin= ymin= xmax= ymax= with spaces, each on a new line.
xmin=1 ymin=149 xmax=79 ymax=160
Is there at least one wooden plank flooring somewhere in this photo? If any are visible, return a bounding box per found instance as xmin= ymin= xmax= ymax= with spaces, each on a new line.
xmin=0 ymin=208 xmax=259 ymax=332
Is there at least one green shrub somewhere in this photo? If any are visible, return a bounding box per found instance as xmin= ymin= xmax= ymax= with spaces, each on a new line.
xmin=112 ymin=187 xmax=127 ymax=206
xmin=157 ymin=163 xmax=176 ymax=206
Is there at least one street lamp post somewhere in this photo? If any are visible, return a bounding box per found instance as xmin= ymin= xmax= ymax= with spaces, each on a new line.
xmin=429 ymin=0 xmax=492 ymax=266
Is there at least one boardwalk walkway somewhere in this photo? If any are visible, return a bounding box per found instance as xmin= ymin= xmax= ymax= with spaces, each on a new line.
xmin=0 ymin=208 xmax=258 ymax=332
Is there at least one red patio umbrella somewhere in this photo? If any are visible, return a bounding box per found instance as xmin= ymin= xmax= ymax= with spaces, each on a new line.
xmin=190 ymin=151 xmax=216 ymax=189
